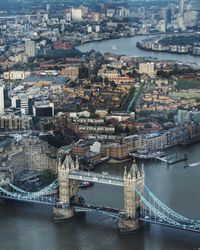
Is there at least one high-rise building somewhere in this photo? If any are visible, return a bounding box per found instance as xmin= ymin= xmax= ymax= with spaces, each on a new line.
xmin=159 ymin=20 xmax=167 ymax=33
xmin=0 ymin=84 xmax=4 ymax=115
xmin=33 ymin=101 xmax=54 ymax=117
xmin=139 ymin=62 xmax=156 ymax=78
xmin=20 ymin=96 xmax=29 ymax=115
xmin=65 ymin=11 xmax=72 ymax=22
xmin=117 ymin=7 xmax=129 ymax=18
xmin=166 ymin=8 xmax=172 ymax=23
xmin=93 ymin=13 xmax=100 ymax=22
xmin=46 ymin=4 xmax=50 ymax=12
xmin=177 ymin=14 xmax=185 ymax=30
xmin=25 ymin=39 xmax=36 ymax=58
xmin=179 ymin=0 xmax=184 ymax=15
xmin=71 ymin=8 xmax=82 ymax=21
xmin=176 ymin=110 xmax=190 ymax=123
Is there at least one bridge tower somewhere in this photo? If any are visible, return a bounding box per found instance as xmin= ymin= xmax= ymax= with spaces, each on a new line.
xmin=118 ymin=160 xmax=145 ymax=233
xmin=53 ymin=154 xmax=79 ymax=220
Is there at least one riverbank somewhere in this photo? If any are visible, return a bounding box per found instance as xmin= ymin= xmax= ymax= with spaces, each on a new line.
xmin=137 ymin=34 xmax=200 ymax=57
xmin=79 ymin=34 xmax=135 ymax=46
xmin=78 ymin=31 xmax=194 ymax=47
xmin=108 ymin=158 xmax=132 ymax=164
xmin=77 ymin=35 xmax=200 ymax=65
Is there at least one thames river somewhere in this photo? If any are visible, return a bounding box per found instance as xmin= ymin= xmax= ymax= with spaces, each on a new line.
xmin=1 ymin=143 xmax=200 ymax=250
xmin=77 ymin=35 xmax=200 ymax=65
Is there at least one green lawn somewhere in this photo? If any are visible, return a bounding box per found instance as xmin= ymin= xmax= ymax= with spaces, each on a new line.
xmin=177 ymin=79 xmax=200 ymax=90
xmin=170 ymin=92 xmax=200 ymax=99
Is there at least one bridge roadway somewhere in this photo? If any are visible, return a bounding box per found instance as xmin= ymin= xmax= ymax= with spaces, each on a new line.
xmin=140 ymin=214 xmax=200 ymax=233
xmin=73 ymin=203 xmax=121 ymax=219
xmin=68 ymin=170 xmax=124 ymax=186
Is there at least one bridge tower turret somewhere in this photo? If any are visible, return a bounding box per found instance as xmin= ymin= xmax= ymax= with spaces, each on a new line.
xmin=53 ymin=154 xmax=79 ymax=220
xmin=118 ymin=160 xmax=145 ymax=233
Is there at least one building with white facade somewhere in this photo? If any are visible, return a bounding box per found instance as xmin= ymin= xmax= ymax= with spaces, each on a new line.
xmin=71 ymin=8 xmax=82 ymax=21
xmin=3 ymin=71 xmax=31 ymax=80
xmin=139 ymin=62 xmax=156 ymax=78
xmin=25 ymin=39 xmax=36 ymax=58
xmin=158 ymin=20 xmax=167 ymax=33
xmin=179 ymin=0 xmax=184 ymax=15
xmin=0 ymin=84 xmax=4 ymax=115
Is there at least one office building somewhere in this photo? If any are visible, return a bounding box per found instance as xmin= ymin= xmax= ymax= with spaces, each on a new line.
xmin=159 ymin=20 xmax=167 ymax=33
xmin=3 ymin=71 xmax=31 ymax=80
xmin=166 ymin=8 xmax=172 ymax=23
xmin=0 ymin=115 xmax=32 ymax=131
xmin=71 ymin=8 xmax=82 ymax=21
xmin=0 ymin=84 xmax=4 ymax=115
xmin=25 ymin=39 xmax=36 ymax=58
xmin=33 ymin=101 xmax=54 ymax=117
xmin=179 ymin=0 xmax=184 ymax=15
xmin=61 ymin=66 xmax=80 ymax=80
xmin=139 ymin=63 xmax=156 ymax=78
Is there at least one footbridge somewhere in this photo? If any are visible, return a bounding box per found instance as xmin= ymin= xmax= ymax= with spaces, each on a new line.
xmin=68 ymin=170 xmax=124 ymax=186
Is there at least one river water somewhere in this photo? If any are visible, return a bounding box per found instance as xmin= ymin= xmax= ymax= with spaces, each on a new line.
xmin=77 ymin=35 xmax=200 ymax=65
xmin=1 ymin=143 xmax=200 ymax=250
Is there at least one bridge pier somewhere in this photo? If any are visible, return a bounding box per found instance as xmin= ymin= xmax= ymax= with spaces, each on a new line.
xmin=54 ymin=155 xmax=79 ymax=220
xmin=54 ymin=205 xmax=74 ymax=220
xmin=118 ymin=160 xmax=145 ymax=233
xmin=118 ymin=218 xmax=143 ymax=233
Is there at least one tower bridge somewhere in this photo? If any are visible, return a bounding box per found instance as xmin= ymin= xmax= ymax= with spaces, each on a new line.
xmin=0 ymin=154 xmax=200 ymax=234
xmin=53 ymin=154 xmax=145 ymax=233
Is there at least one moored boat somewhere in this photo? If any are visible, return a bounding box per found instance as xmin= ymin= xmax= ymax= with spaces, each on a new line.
xmin=79 ymin=181 xmax=93 ymax=189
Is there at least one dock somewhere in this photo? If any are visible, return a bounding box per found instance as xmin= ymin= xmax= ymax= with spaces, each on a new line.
xmin=129 ymin=150 xmax=188 ymax=166
xmin=155 ymin=153 xmax=188 ymax=165
xmin=129 ymin=151 xmax=165 ymax=160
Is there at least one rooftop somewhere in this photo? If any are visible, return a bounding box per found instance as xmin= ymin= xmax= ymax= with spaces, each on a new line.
xmin=24 ymin=75 xmax=69 ymax=85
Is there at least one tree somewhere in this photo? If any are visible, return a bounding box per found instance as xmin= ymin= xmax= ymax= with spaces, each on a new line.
xmin=124 ymin=126 xmax=130 ymax=134
xmin=110 ymin=80 xmax=117 ymax=90
xmin=144 ymin=123 xmax=152 ymax=128
xmin=90 ymin=113 xmax=99 ymax=119
xmin=121 ymin=65 xmax=127 ymax=70
xmin=68 ymin=81 xmax=76 ymax=87
xmin=114 ymin=124 xmax=124 ymax=134
xmin=104 ymin=77 xmax=109 ymax=85
xmin=0 ymin=66 xmax=4 ymax=74
xmin=130 ymin=127 xmax=139 ymax=134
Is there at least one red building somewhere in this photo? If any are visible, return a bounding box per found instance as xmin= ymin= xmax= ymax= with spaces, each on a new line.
xmin=53 ymin=41 xmax=73 ymax=50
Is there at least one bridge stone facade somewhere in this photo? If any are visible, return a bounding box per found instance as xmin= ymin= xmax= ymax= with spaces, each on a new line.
xmin=54 ymin=155 xmax=145 ymax=233
xmin=53 ymin=155 xmax=79 ymax=219
xmin=118 ymin=160 xmax=145 ymax=233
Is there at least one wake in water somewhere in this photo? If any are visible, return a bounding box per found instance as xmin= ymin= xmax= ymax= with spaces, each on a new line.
xmin=188 ymin=161 xmax=200 ymax=167
xmin=91 ymin=217 xmax=117 ymax=227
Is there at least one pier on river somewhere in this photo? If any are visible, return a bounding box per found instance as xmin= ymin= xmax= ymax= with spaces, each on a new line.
xmin=155 ymin=153 xmax=188 ymax=165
